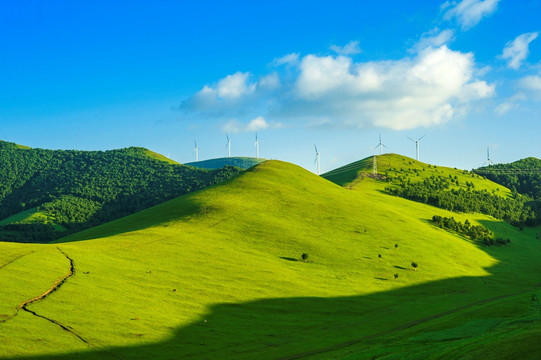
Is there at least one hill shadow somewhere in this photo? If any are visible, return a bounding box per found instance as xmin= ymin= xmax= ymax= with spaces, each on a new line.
xmin=5 ymin=232 xmax=541 ymax=360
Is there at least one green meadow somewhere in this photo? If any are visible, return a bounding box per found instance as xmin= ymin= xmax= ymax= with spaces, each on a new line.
xmin=1 ymin=156 xmax=541 ymax=359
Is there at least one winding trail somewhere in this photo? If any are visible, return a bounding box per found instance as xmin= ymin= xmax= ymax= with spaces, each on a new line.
xmin=19 ymin=247 xmax=92 ymax=347
xmin=279 ymin=281 xmax=541 ymax=360
xmin=1 ymin=247 xmax=92 ymax=347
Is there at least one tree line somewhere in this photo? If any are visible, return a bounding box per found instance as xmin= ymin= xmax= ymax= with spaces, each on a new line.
xmin=0 ymin=141 xmax=242 ymax=242
xmin=385 ymin=174 xmax=541 ymax=227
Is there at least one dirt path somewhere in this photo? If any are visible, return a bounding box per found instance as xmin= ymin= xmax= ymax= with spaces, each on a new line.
xmin=279 ymin=281 xmax=541 ymax=360
xmin=19 ymin=247 xmax=93 ymax=347
xmin=1 ymin=247 xmax=92 ymax=347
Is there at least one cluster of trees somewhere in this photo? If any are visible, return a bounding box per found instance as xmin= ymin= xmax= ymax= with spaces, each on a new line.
xmin=0 ymin=141 xmax=242 ymax=242
xmin=474 ymin=157 xmax=541 ymax=199
xmin=385 ymin=175 xmax=540 ymax=227
xmin=431 ymin=215 xmax=510 ymax=247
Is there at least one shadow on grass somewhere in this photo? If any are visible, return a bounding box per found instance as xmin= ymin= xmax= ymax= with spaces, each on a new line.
xmin=279 ymin=257 xmax=298 ymax=262
xmin=6 ymin=222 xmax=541 ymax=360
xmin=394 ymin=265 xmax=407 ymax=270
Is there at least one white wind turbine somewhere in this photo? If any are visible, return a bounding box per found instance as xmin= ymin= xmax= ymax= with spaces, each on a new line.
xmin=407 ymin=135 xmax=425 ymax=161
xmin=194 ymin=140 xmax=199 ymax=162
xmin=374 ymin=133 xmax=388 ymax=155
xmin=483 ymin=147 xmax=494 ymax=166
xmin=314 ymin=145 xmax=320 ymax=175
xmin=226 ymin=134 xmax=231 ymax=158
xmin=255 ymin=133 xmax=259 ymax=159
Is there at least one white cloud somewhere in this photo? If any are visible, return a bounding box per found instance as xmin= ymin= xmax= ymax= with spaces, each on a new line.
xmin=181 ymin=45 xmax=494 ymax=131
xmin=222 ymin=116 xmax=283 ymax=133
xmin=217 ymin=72 xmax=256 ymax=99
xmin=494 ymin=93 xmax=527 ymax=116
xmin=273 ymin=53 xmax=299 ymax=66
xmin=520 ymin=75 xmax=541 ymax=91
xmin=412 ymin=28 xmax=455 ymax=52
xmin=291 ymin=45 xmax=494 ymax=130
xmin=444 ymin=0 xmax=499 ymax=30
xmin=519 ymin=75 xmax=541 ymax=100
xmin=247 ymin=116 xmax=269 ymax=131
xmin=501 ymin=32 xmax=539 ymax=69
xmin=330 ymin=41 xmax=361 ymax=55
xmin=494 ymin=102 xmax=513 ymax=116
xmin=259 ymin=72 xmax=280 ymax=90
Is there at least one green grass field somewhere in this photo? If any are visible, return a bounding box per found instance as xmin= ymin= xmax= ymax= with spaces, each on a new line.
xmin=1 ymin=157 xmax=540 ymax=359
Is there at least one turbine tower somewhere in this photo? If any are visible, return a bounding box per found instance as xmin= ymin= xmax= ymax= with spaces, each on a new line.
xmin=194 ymin=140 xmax=199 ymax=162
xmin=374 ymin=133 xmax=388 ymax=155
xmin=483 ymin=147 xmax=494 ymax=166
xmin=314 ymin=145 xmax=320 ymax=175
xmin=226 ymin=134 xmax=231 ymax=158
xmin=407 ymin=135 xmax=425 ymax=161
xmin=255 ymin=132 xmax=259 ymax=159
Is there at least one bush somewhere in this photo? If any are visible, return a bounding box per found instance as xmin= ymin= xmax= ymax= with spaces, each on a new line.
xmin=301 ymin=253 xmax=309 ymax=261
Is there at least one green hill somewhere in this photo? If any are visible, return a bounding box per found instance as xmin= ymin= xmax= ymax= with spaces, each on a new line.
xmin=1 ymin=159 xmax=541 ymax=359
xmin=186 ymin=156 xmax=265 ymax=169
xmin=0 ymin=140 xmax=241 ymax=242
xmin=475 ymin=157 xmax=541 ymax=198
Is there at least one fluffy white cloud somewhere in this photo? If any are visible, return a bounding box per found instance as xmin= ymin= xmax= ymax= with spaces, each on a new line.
xmin=216 ymin=72 xmax=256 ymax=99
xmin=412 ymin=28 xmax=455 ymax=52
xmin=520 ymin=75 xmax=541 ymax=91
xmin=291 ymin=45 xmax=493 ymax=129
xmin=501 ymin=32 xmax=539 ymax=69
xmin=222 ymin=116 xmax=283 ymax=133
xmin=247 ymin=116 xmax=269 ymax=131
xmin=330 ymin=41 xmax=361 ymax=55
xmin=181 ymin=45 xmax=494 ymax=131
xmin=444 ymin=0 xmax=499 ymax=30
xmin=273 ymin=53 xmax=299 ymax=66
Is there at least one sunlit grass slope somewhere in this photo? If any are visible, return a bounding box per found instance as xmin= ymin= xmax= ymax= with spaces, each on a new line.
xmin=0 ymin=160 xmax=540 ymax=359
xmin=323 ymin=153 xmax=511 ymax=196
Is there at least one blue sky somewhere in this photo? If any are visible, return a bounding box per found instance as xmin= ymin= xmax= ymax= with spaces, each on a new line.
xmin=1 ymin=0 xmax=540 ymax=172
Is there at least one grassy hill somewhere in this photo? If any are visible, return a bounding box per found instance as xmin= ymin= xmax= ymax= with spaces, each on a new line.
xmin=1 ymin=159 xmax=541 ymax=359
xmin=0 ymin=140 xmax=241 ymax=242
xmin=186 ymin=157 xmax=265 ymax=170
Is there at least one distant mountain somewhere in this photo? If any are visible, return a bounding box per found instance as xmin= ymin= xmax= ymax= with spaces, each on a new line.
xmin=186 ymin=157 xmax=265 ymax=170
xmin=474 ymin=157 xmax=541 ymax=199
xmin=0 ymin=140 xmax=241 ymax=242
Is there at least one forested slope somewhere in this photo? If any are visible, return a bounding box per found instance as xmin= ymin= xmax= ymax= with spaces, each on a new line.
xmin=0 ymin=140 xmax=241 ymax=242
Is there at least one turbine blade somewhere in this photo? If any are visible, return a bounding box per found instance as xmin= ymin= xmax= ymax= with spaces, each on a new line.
xmin=407 ymin=136 xmax=415 ymax=142
xmin=418 ymin=135 xmax=425 ymax=141
xmin=314 ymin=144 xmax=318 ymax=153
xmin=382 ymin=144 xmax=389 ymax=149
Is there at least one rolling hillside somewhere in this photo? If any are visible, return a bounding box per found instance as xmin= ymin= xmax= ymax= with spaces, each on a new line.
xmin=0 ymin=140 xmax=241 ymax=242
xmin=185 ymin=157 xmax=264 ymax=170
xmin=1 ymin=159 xmax=540 ymax=359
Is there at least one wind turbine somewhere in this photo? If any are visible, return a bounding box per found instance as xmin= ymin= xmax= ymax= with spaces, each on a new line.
xmin=374 ymin=133 xmax=388 ymax=155
xmin=194 ymin=140 xmax=199 ymax=162
xmin=407 ymin=135 xmax=425 ymax=161
xmin=314 ymin=145 xmax=320 ymax=175
xmin=483 ymin=147 xmax=494 ymax=166
xmin=226 ymin=134 xmax=231 ymax=158
xmin=255 ymin=132 xmax=259 ymax=159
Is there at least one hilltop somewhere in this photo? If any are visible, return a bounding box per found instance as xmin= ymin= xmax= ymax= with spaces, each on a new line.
xmin=185 ymin=156 xmax=264 ymax=170
xmin=475 ymin=157 xmax=541 ymax=199
xmin=1 ymin=159 xmax=540 ymax=359
xmin=0 ymin=140 xmax=241 ymax=242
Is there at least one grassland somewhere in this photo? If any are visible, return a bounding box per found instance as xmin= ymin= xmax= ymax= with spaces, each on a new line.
xmin=0 ymin=157 xmax=540 ymax=359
